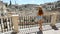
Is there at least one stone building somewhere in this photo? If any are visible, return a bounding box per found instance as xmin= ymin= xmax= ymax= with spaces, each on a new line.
xmin=0 ymin=1 xmax=8 ymax=16
xmin=40 ymin=0 xmax=60 ymax=12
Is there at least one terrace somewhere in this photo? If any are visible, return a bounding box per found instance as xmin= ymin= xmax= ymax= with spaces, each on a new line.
xmin=0 ymin=12 xmax=60 ymax=34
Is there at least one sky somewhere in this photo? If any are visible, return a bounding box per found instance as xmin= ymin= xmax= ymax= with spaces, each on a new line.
xmin=2 ymin=0 xmax=58 ymax=5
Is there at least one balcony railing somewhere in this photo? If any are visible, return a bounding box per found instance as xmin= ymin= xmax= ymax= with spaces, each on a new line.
xmin=0 ymin=12 xmax=60 ymax=34
xmin=0 ymin=17 xmax=13 ymax=33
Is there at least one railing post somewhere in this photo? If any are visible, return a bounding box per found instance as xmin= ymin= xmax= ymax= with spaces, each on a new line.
xmin=51 ymin=13 xmax=57 ymax=26
xmin=51 ymin=13 xmax=58 ymax=30
xmin=12 ymin=15 xmax=19 ymax=33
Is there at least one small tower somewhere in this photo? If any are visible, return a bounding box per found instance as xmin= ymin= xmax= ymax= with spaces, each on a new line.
xmin=9 ymin=0 xmax=12 ymax=6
